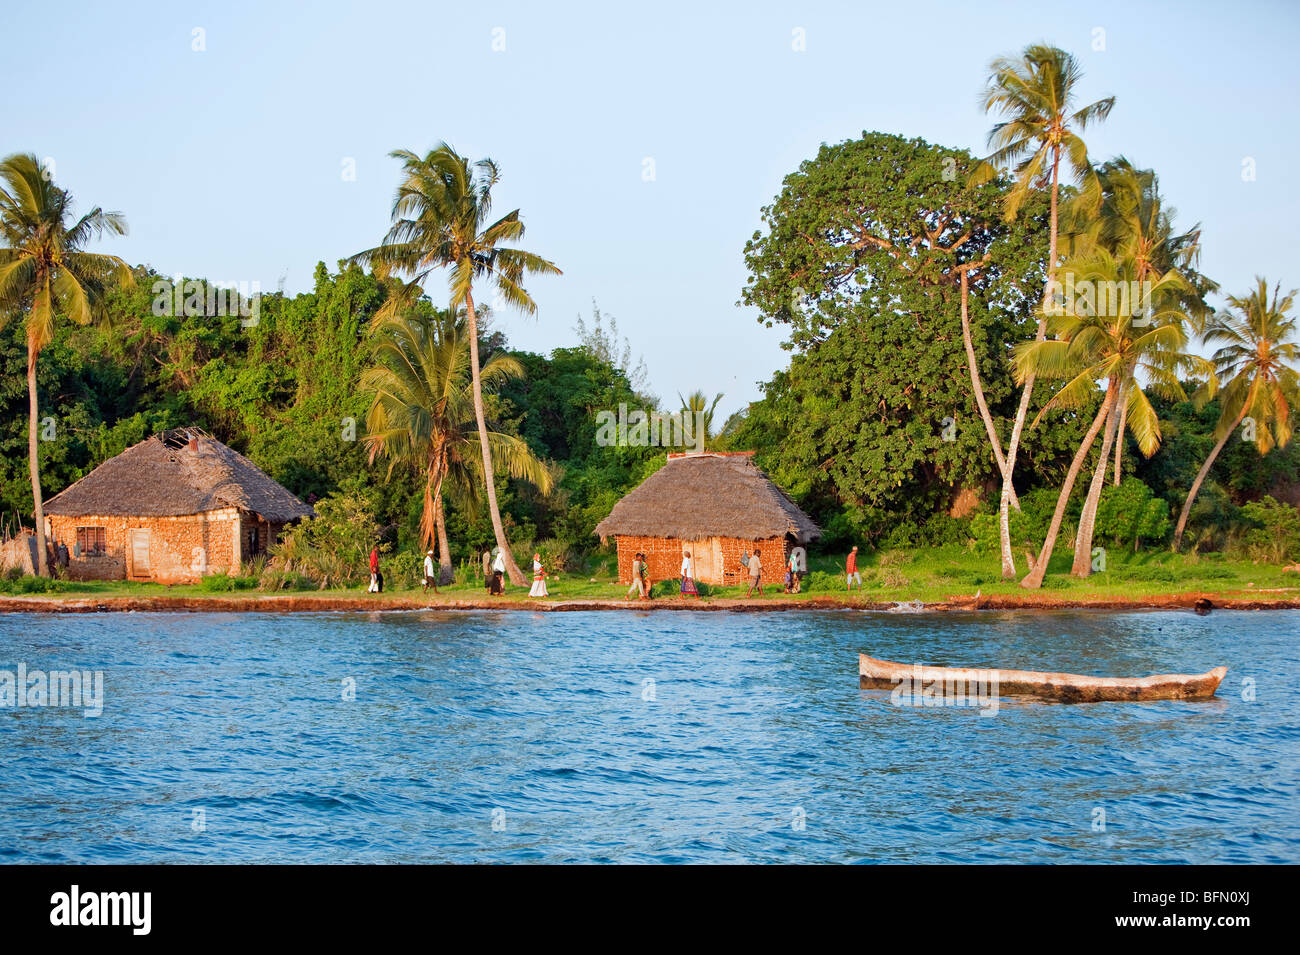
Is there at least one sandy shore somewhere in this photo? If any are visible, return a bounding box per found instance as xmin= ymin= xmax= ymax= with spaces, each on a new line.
xmin=1 ymin=591 xmax=1298 ymax=614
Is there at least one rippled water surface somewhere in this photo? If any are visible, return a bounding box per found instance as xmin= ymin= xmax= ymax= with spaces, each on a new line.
xmin=1 ymin=609 xmax=1296 ymax=863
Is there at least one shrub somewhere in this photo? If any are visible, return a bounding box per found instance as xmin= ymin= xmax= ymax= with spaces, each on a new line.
xmin=881 ymin=568 xmax=909 ymax=588
xmin=200 ymin=574 xmax=236 ymax=592
xmin=264 ymin=491 xmax=384 ymax=588
xmin=803 ymin=569 xmax=845 ymax=592
xmin=1237 ymin=496 xmax=1300 ymax=563
xmin=1095 ymin=478 xmax=1171 ymax=550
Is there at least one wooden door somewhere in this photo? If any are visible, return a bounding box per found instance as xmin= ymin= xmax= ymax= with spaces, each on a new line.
xmin=129 ymin=529 xmax=151 ymax=578
xmin=684 ymin=539 xmax=721 ymax=585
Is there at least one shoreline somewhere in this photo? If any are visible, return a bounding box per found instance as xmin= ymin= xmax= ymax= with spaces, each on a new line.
xmin=2 ymin=591 xmax=1298 ymax=614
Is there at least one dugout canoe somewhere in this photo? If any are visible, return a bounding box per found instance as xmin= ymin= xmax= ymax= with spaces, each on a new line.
xmin=858 ymin=653 xmax=1227 ymax=703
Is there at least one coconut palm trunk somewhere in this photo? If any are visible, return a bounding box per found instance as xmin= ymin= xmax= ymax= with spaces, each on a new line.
xmin=997 ymin=144 xmax=1063 ymax=579
xmin=465 ymin=292 xmax=526 ymax=585
xmin=959 ymin=267 xmax=1017 ymax=577
xmin=434 ymin=499 xmax=454 ymax=585
xmin=1172 ymin=405 xmax=1247 ymax=552
xmin=1071 ymin=377 xmax=1123 ymax=576
xmin=1021 ymin=385 xmax=1117 ymax=589
xmin=1112 ymin=401 xmax=1127 ymax=485
xmin=1074 ymin=375 xmax=1128 ymax=556
xmin=26 ymin=350 xmax=49 ymax=577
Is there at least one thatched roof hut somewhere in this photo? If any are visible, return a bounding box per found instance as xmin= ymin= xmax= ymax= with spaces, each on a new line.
xmin=43 ymin=429 xmax=312 ymax=584
xmin=595 ymin=451 xmax=820 ymax=586
xmin=45 ymin=428 xmax=313 ymax=522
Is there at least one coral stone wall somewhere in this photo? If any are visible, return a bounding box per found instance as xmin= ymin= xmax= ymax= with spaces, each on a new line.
xmin=48 ymin=508 xmax=244 ymax=584
xmin=615 ymin=535 xmax=791 ymax=587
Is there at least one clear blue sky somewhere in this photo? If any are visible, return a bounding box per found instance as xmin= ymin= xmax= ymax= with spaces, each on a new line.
xmin=5 ymin=0 xmax=1298 ymax=419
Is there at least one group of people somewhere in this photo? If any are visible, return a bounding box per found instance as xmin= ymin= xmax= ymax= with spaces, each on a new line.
xmin=369 ymin=540 xmax=864 ymax=599
xmin=740 ymin=544 xmax=807 ymax=596
xmin=625 ymin=543 xmax=813 ymax=601
xmin=480 ymin=547 xmax=550 ymax=598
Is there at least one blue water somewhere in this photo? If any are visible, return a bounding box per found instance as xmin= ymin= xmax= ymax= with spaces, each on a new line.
xmin=0 ymin=609 xmax=1296 ymax=863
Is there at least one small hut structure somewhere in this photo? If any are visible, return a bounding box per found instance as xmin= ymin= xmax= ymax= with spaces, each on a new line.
xmin=43 ymin=428 xmax=313 ymax=583
xmin=594 ymin=451 xmax=821 ymax=586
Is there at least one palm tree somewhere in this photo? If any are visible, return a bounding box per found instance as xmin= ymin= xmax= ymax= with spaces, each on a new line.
xmin=0 ymin=153 xmax=131 ymax=576
xmin=1060 ymin=159 xmax=1215 ymax=495
xmin=352 ymin=144 xmax=560 ymax=585
xmin=361 ymin=309 xmax=552 ymax=583
xmin=677 ymin=390 xmax=723 ymax=450
xmin=976 ymin=44 xmax=1114 ymax=578
xmin=1173 ymin=279 xmax=1300 ymax=551
xmin=1014 ymin=251 xmax=1207 ymax=588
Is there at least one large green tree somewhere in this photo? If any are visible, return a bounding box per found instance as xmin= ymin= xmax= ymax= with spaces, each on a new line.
xmin=740 ymin=132 xmax=1074 ymax=543
xmin=0 ymin=153 xmax=131 ymax=575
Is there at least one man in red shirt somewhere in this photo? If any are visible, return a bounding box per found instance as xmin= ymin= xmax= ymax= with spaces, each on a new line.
xmin=369 ymin=546 xmax=382 ymax=593
xmin=846 ymin=546 xmax=861 ymax=590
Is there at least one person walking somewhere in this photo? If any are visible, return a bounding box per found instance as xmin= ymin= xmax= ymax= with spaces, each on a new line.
xmin=368 ymin=546 xmax=380 ymax=593
xmin=422 ymin=549 xmax=438 ymax=595
xmin=745 ymin=548 xmax=764 ymax=597
xmin=785 ymin=549 xmax=800 ymax=594
xmin=482 ymin=549 xmax=493 ymax=593
xmin=790 ymin=544 xmax=807 ymax=592
xmin=846 ymin=545 xmax=861 ymax=590
xmin=529 ymin=552 xmax=549 ymax=598
xmin=679 ymin=549 xmax=698 ymax=598
xmin=490 ymin=547 xmax=506 ymax=595
xmin=639 ymin=552 xmax=651 ymax=600
xmin=626 ymin=552 xmax=646 ymax=599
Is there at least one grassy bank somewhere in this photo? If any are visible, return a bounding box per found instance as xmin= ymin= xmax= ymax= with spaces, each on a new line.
xmin=3 ymin=546 xmax=1296 ymax=608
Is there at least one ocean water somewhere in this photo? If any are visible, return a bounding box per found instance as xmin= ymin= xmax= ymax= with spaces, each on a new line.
xmin=0 ymin=608 xmax=1295 ymax=864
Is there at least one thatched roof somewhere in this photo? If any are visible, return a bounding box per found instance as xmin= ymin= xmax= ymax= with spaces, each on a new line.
xmin=594 ymin=452 xmax=821 ymax=543
xmin=44 ymin=429 xmax=314 ymax=522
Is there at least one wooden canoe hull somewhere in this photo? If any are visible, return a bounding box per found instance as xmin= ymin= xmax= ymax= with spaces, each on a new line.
xmin=859 ymin=653 xmax=1227 ymax=703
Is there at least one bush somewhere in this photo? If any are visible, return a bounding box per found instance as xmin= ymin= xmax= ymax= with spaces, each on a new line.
xmin=804 ymin=569 xmax=845 ymax=592
xmin=1095 ymin=478 xmax=1171 ymax=550
xmin=971 ymin=487 xmax=1069 ymax=556
xmin=264 ymin=491 xmax=384 ymax=588
xmin=1237 ymin=496 xmax=1300 ymax=563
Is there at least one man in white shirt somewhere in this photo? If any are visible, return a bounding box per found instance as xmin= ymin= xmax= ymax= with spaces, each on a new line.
xmin=423 ymin=550 xmax=438 ymax=594
xmin=745 ymin=548 xmax=764 ymax=597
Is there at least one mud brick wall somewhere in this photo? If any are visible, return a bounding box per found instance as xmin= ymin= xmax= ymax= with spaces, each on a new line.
xmin=615 ymin=535 xmax=790 ymax=586
xmin=49 ymin=508 xmax=244 ymax=584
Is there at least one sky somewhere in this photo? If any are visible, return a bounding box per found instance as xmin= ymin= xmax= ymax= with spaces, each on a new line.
xmin=4 ymin=0 xmax=1299 ymax=420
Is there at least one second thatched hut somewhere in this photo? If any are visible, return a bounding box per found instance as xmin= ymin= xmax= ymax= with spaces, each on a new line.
xmin=594 ymin=451 xmax=821 ymax=586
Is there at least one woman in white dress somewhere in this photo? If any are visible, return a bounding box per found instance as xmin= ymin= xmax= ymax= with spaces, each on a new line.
xmin=529 ymin=552 xmax=549 ymax=597
xmin=679 ymin=550 xmax=698 ymax=597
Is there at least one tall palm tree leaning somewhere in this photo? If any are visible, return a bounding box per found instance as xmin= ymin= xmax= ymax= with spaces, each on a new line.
xmin=1059 ymin=158 xmax=1215 ymax=498
xmin=352 ymin=144 xmax=560 ymax=585
xmin=1173 ymin=279 xmax=1300 ymax=551
xmin=362 ymin=309 xmax=552 ymax=584
xmin=974 ymin=44 xmax=1114 ymax=579
xmin=1060 ymin=160 xmax=1214 ymax=572
xmin=0 ymin=153 xmax=131 ymax=576
xmin=1014 ymin=251 xmax=1206 ymax=589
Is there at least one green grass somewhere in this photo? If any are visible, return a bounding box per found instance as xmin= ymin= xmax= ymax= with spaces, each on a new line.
xmin=4 ymin=545 xmax=1296 ymax=604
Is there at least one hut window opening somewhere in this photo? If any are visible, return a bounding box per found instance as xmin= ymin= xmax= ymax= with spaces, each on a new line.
xmin=75 ymin=526 xmax=107 ymax=558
